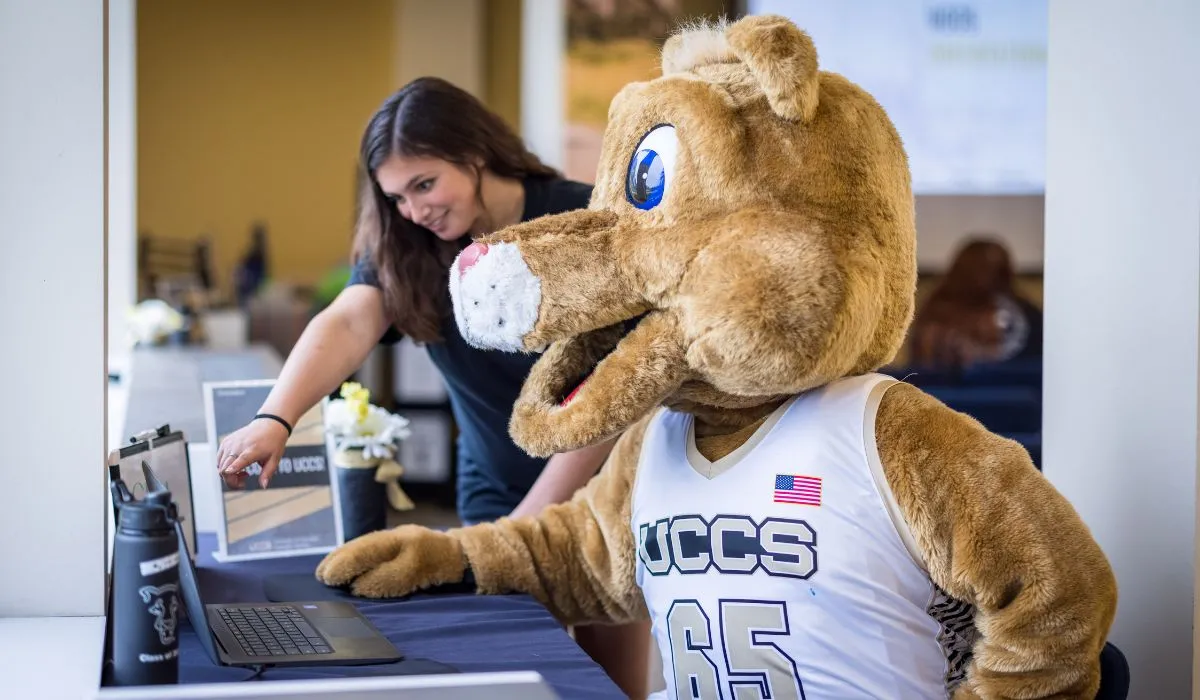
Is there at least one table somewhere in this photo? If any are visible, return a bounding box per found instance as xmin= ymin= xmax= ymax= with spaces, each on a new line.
xmin=119 ymin=345 xmax=623 ymax=698
xmin=120 ymin=344 xmax=284 ymax=443
xmin=178 ymin=533 xmax=625 ymax=698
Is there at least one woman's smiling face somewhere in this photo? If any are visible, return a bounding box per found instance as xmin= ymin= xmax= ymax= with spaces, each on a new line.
xmin=375 ymin=153 xmax=481 ymax=241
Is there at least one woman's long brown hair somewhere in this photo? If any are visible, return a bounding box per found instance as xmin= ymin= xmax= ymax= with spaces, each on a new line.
xmin=909 ymin=238 xmax=1019 ymax=369
xmin=352 ymin=77 xmax=558 ymax=343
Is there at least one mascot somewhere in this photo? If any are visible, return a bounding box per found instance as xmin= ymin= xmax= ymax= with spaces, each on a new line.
xmin=317 ymin=15 xmax=1117 ymax=699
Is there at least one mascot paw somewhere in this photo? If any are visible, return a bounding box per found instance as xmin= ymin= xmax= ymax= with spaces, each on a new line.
xmin=314 ymin=525 xmax=467 ymax=599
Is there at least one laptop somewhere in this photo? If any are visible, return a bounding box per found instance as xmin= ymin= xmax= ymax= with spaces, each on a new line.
xmin=119 ymin=461 xmax=403 ymax=669
xmin=175 ymin=518 xmax=403 ymax=668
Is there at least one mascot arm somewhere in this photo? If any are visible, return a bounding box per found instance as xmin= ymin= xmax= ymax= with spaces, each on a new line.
xmin=316 ymin=414 xmax=650 ymax=627
xmin=874 ymin=382 xmax=1116 ymax=700
xmin=452 ymin=414 xmax=651 ymax=626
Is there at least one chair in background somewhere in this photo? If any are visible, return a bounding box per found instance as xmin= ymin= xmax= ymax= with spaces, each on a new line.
xmin=133 ymin=233 xmax=220 ymax=346
xmin=918 ymin=385 xmax=1041 ymax=434
xmin=882 ymin=359 xmax=1044 ymax=469
xmin=138 ymin=232 xmax=215 ymax=304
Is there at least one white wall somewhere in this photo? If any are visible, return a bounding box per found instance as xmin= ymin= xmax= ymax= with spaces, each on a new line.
xmin=1043 ymin=1 xmax=1200 ymax=697
xmin=108 ymin=0 xmax=137 ymax=360
xmin=0 ymin=0 xmax=107 ymax=617
xmin=521 ymin=0 xmax=565 ymax=171
xmin=395 ymin=0 xmax=484 ymax=97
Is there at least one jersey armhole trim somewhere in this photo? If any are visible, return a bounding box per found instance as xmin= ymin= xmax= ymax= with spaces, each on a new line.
xmin=629 ymin=407 xmax=665 ymax=516
xmin=863 ymin=378 xmax=929 ymax=574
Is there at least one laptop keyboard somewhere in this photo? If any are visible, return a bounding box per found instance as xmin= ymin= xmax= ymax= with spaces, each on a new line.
xmin=218 ymin=606 xmax=334 ymax=657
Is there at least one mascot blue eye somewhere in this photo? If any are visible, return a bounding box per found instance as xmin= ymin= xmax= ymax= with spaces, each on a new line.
xmin=625 ymin=124 xmax=677 ymax=211
xmin=627 ymin=149 xmax=665 ymax=209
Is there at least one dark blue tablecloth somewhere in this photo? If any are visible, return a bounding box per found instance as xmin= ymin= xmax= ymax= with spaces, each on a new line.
xmin=179 ymin=534 xmax=624 ymax=699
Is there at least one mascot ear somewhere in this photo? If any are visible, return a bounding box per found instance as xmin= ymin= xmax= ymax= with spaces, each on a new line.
xmin=725 ymin=14 xmax=820 ymax=123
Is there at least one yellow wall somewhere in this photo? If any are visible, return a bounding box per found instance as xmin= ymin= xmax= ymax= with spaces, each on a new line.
xmin=484 ymin=0 xmax=523 ymax=132
xmin=138 ymin=0 xmax=396 ymax=295
xmin=137 ymin=1 xmax=720 ymax=296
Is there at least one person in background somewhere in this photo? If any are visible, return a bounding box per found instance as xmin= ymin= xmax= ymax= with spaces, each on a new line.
xmin=213 ymin=77 xmax=648 ymax=697
xmin=233 ymin=222 xmax=270 ymax=307
xmin=909 ymin=237 xmax=1043 ymax=370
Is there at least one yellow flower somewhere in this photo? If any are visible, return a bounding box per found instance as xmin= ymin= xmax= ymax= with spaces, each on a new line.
xmin=340 ymin=381 xmax=371 ymax=425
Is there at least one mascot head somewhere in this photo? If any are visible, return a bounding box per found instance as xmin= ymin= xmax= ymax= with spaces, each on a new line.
xmin=450 ymin=14 xmax=916 ymax=456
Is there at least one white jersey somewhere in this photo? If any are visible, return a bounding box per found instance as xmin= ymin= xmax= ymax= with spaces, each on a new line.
xmin=631 ymin=374 xmax=975 ymax=700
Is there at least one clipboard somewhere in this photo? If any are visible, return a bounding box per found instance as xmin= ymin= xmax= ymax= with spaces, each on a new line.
xmin=106 ymin=424 xmax=197 ymax=563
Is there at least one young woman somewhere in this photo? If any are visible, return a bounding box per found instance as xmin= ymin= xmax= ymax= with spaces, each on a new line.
xmin=909 ymin=237 xmax=1044 ymax=370
xmin=214 ymin=77 xmax=647 ymax=697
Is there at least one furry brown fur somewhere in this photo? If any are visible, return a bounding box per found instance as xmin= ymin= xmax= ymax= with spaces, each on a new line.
xmin=317 ymin=14 xmax=1116 ymax=698
xmin=875 ymin=383 xmax=1117 ymax=698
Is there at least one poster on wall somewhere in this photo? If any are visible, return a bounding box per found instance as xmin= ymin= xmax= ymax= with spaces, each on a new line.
xmin=746 ymin=0 xmax=1048 ymax=195
xmin=563 ymin=0 xmax=693 ymax=184
xmin=203 ymin=380 xmax=343 ymax=561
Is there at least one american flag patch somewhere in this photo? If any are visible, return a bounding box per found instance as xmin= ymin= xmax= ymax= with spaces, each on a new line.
xmin=774 ymin=474 xmax=822 ymax=506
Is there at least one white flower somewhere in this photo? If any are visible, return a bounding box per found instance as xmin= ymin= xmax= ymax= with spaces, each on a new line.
xmin=325 ymin=399 xmax=411 ymax=460
xmin=126 ymin=299 xmax=186 ymax=346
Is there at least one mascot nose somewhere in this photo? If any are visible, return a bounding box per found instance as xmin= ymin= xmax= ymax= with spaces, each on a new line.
xmin=458 ymin=242 xmax=489 ymax=277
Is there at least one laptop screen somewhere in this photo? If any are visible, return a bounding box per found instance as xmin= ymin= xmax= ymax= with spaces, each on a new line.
xmin=174 ymin=518 xmax=222 ymax=665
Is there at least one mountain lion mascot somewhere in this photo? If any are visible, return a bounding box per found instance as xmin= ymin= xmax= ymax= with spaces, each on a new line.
xmin=317 ymin=14 xmax=1116 ymax=699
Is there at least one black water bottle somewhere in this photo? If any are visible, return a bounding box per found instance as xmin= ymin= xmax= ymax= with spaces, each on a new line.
xmin=111 ymin=489 xmax=181 ymax=686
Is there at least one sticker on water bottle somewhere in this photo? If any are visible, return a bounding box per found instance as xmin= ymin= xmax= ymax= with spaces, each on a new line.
xmin=138 ymin=583 xmax=181 ymax=649
xmin=138 ymin=551 xmax=180 ymax=576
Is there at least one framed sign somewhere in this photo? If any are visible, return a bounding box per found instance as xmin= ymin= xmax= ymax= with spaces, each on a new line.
xmin=203 ymin=380 xmax=343 ymax=561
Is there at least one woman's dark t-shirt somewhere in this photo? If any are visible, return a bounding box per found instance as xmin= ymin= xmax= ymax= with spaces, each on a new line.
xmin=346 ymin=176 xmax=593 ymax=523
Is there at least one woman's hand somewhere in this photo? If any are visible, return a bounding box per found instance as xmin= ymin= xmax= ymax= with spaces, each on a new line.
xmin=209 ymin=286 xmax=390 ymax=490
xmin=216 ymin=418 xmax=290 ymax=489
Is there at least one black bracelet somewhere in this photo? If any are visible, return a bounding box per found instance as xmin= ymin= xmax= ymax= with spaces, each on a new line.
xmin=254 ymin=413 xmax=293 ymax=436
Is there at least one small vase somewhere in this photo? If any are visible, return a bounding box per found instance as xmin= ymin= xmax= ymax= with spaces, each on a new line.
xmin=332 ymin=447 xmax=388 ymax=541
